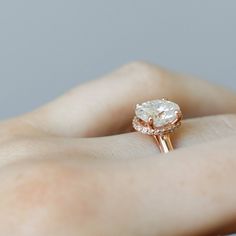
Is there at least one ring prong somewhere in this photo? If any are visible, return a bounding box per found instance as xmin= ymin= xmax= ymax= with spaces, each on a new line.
xmin=148 ymin=117 xmax=154 ymax=128
xmin=171 ymin=111 xmax=183 ymax=124
xmin=176 ymin=111 xmax=183 ymax=119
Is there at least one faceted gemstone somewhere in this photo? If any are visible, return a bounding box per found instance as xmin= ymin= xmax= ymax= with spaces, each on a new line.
xmin=135 ymin=99 xmax=180 ymax=128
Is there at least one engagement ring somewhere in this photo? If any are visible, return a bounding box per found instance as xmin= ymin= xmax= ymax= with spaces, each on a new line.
xmin=132 ymin=99 xmax=183 ymax=153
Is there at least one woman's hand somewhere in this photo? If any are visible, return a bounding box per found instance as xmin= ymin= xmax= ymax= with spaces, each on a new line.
xmin=1 ymin=62 xmax=236 ymax=235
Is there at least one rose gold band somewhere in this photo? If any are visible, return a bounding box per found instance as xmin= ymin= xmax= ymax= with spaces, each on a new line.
xmin=153 ymin=134 xmax=173 ymax=153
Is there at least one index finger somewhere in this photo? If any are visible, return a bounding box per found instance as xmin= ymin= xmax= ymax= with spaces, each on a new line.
xmin=22 ymin=62 xmax=236 ymax=137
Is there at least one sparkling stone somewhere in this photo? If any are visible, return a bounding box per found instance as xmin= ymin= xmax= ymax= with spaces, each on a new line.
xmin=135 ymin=99 xmax=180 ymax=128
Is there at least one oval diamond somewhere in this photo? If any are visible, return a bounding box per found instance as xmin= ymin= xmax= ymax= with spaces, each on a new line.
xmin=135 ymin=99 xmax=181 ymax=128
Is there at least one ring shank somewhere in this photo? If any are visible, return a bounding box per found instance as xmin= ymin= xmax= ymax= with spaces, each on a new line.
xmin=153 ymin=134 xmax=174 ymax=153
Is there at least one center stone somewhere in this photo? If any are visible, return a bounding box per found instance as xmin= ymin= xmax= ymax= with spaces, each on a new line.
xmin=135 ymin=99 xmax=180 ymax=127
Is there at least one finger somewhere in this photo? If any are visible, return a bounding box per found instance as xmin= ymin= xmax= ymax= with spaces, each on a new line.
xmin=1 ymin=114 xmax=236 ymax=168
xmin=20 ymin=61 xmax=236 ymax=137
xmin=104 ymin=135 xmax=236 ymax=235
xmin=71 ymin=114 xmax=236 ymax=159
xmin=1 ymin=134 xmax=236 ymax=235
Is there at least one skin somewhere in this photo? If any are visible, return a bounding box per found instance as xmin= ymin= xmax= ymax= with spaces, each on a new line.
xmin=0 ymin=61 xmax=236 ymax=235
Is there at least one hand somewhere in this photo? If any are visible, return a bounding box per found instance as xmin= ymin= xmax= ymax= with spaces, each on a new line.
xmin=1 ymin=62 xmax=236 ymax=235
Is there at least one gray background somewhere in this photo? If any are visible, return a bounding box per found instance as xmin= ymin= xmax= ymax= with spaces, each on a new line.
xmin=1 ymin=0 xmax=236 ymax=120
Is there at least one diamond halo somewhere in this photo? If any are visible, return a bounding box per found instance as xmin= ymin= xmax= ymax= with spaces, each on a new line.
xmin=132 ymin=99 xmax=182 ymax=135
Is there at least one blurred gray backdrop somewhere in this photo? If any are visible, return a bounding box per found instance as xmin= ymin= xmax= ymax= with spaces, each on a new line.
xmin=0 ymin=0 xmax=236 ymax=119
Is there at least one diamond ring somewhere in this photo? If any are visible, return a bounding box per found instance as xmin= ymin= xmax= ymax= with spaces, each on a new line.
xmin=132 ymin=99 xmax=183 ymax=153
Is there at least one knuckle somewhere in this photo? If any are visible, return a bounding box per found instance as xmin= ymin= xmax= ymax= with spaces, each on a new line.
xmin=123 ymin=60 xmax=154 ymax=71
xmin=122 ymin=60 xmax=158 ymax=77
xmin=118 ymin=61 xmax=165 ymax=87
